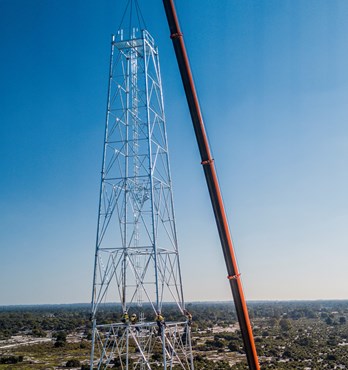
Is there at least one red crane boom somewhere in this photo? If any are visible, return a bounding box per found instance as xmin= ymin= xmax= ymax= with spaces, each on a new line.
xmin=162 ymin=1 xmax=260 ymax=369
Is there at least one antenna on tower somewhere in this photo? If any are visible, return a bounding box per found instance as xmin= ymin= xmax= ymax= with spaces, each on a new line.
xmin=117 ymin=0 xmax=147 ymax=41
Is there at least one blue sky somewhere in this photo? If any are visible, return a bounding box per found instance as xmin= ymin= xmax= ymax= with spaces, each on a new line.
xmin=1 ymin=0 xmax=348 ymax=305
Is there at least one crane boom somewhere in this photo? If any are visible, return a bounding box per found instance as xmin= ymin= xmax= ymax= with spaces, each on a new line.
xmin=162 ymin=1 xmax=260 ymax=369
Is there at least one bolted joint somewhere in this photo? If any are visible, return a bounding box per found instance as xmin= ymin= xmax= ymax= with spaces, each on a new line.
xmin=170 ymin=32 xmax=183 ymax=39
xmin=201 ymin=158 xmax=214 ymax=166
xmin=227 ymin=273 xmax=241 ymax=281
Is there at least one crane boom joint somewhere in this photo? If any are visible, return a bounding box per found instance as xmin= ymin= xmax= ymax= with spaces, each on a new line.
xmin=201 ymin=158 xmax=214 ymax=166
xmin=170 ymin=32 xmax=183 ymax=39
xmin=227 ymin=273 xmax=241 ymax=281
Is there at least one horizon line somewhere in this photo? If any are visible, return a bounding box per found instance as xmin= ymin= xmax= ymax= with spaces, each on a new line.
xmin=1 ymin=298 xmax=348 ymax=308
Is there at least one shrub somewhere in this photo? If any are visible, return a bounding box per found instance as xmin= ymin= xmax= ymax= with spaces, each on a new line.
xmin=66 ymin=359 xmax=81 ymax=367
xmin=0 ymin=356 xmax=24 ymax=364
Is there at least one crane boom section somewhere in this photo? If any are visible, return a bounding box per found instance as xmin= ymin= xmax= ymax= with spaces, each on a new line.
xmin=162 ymin=1 xmax=260 ymax=369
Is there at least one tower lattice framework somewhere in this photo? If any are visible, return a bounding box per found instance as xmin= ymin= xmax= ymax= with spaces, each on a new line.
xmin=90 ymin=27 xmax=194 ymax=370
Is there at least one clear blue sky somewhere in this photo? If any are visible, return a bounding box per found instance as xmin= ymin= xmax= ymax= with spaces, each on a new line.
xmin=1 ymin=0 xmax=348 ymax=305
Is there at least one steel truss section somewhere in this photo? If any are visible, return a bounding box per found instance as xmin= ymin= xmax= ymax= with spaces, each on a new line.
xmin=94 ymin=321 xmax=192 ymax=369
xmin=90 ymin=29 xmax=194 ymax=369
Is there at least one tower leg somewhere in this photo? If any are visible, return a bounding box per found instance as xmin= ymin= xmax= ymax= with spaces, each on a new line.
xmin=90 ymin=318 xmax=96 ymax=370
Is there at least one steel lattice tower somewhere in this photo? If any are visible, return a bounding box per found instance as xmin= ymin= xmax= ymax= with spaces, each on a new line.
xmin=89 ymin=10 xmax=194 ymax=369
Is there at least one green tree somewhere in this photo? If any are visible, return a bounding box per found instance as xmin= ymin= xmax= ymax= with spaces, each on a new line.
xmin=54 ymin=331 xmax=67 ymax=347
xmin=279 ymin=318 xmax=291 ymax=332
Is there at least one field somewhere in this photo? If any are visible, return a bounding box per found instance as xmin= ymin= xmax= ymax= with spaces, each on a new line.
xmin=1 ymin=301 xmax=348 ymax=369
